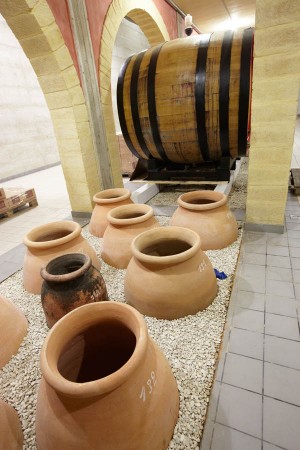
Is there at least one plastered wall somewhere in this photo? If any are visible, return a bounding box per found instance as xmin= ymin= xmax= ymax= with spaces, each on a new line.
xmin=111 ymin=18 xmax=150 ymax=134
xmin=0 ymin=14 xmax=59 ymax=181
xmin=246 ymin=0 xmax=300 ymax=228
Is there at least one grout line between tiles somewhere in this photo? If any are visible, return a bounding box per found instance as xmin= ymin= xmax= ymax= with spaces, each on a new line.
xmin=214 ymin=421 xmax=262 ymax=442
xmin=263 ymin=394 xmax=300 ymax=410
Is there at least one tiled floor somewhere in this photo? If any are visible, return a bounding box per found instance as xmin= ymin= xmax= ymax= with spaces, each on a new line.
xmin=198 ymin=115 xmax=300 ymax=450
xmin=0 ymin=118 xmax=300 ymax=449
xmin=200 ymin=192 xmax=300 ymax=450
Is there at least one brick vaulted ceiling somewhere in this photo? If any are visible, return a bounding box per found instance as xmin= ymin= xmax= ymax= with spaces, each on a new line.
xmin=172 ymin=0 xmax=256 ymax=33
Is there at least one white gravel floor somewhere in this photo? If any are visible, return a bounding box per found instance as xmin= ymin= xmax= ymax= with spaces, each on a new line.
xmin=147 ymin=157 xmax=249 ymax=211
xmin=147 ymin=186 xmax=213 ymax=207
xmin=0 ymin=216 xmax=242 ymax=449
xmin=228 ymin=158 xmax=248 ymax=210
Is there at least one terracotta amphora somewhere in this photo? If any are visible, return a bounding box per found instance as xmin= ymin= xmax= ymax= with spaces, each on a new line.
xmin=35 ymin=302 xmax=179 ymax=450
xmin=0 ymin=399 xmax=23 ymax=449
xmin=0 ymin=293 xmax=28 ymax=369
xmin=40 ymin=253 xmax=109 ymax=328
xmin=89 ymin=188 xmax=133 ymax=237
xmin=23 ymin=221 xmax=100 ymax=295
xmin=125 ymin=226 xmax=217 ymax=319
xmin=101 ymin=204 xmax=160 ymax=269
xmin=170 ymin=190 xmax=238 ymax=250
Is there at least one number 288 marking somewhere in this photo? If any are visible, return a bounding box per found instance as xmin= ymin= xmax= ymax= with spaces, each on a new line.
xmin=140 ymin=371 xmax=157 ymax=402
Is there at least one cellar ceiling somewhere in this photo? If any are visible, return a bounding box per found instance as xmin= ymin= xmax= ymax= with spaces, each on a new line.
xmin=173 ymin=0 xmax=256 ymax=33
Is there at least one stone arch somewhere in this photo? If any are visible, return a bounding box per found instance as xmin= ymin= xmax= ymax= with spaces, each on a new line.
xmin=0 ymin=0 xmax=100 ymax=212
xmin=99 ymin=0 xmax=170 ymax=182
xmin=126 ymin=8 xmax=169 ymax=46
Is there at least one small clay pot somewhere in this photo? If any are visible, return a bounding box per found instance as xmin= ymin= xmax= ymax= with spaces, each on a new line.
xmin=41 ymin=253 xmax=109 ymax=328
xmin=0 ymin=294 xmax=28 ymax=369
xmin=23 ymin=220 xmax=101 ymax=295
xmin=170 ymin=190 xmax=238 ymax=250
xmin=35 ymin=302 xmax=179 ymax=450
xmin=124 ymin=226 xmax=218 ymax=319
xmin=0 ymin=399 xmax=23 ymax=449
xmin=89 ymin=188 xmax=133 ymax=237
xmin=101 ymin=204 xmax=160 ymax=269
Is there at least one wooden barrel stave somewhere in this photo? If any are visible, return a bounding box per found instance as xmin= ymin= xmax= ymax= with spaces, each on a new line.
xmin=122 ymin=55 xmax=146 ymax=159
xmin=229 ymin=29 xmax=243 ymax=158
xmin=138 ymin=48 xmax=162 ymax=160
xmin=155 ymin=39 xmax=199 ymax=163
xmin=205 ymin=32 xmax=222 ymax=161
xmin=117 ymin=29 xmax=254 ymax=164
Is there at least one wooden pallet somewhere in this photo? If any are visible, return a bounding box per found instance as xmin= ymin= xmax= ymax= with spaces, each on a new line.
xmin=0 ymin=187 xmax=38 ymax=218
xmin=290 ymin=169 xmax=300 ymax=196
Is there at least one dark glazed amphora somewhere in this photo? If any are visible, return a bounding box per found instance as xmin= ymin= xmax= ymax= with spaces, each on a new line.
xmin=41 ymin=253 xmax=108 ymax=328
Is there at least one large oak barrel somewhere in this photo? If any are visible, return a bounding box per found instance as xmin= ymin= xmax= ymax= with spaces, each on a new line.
xmin=117 ymin=29 xmax=254 ymax=164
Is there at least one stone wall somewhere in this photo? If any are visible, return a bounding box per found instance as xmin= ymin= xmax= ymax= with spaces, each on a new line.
xmin=0 ymin=14 xmax=59 ymax=181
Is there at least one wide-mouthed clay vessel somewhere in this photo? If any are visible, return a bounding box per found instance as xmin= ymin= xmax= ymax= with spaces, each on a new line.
xmin=124 ymin=226 xmax=217 ymax=319
xmin=0 ymin=294 xmax=28 ymax=369
xmin=23 ymin=221 xmax=100 ymax=294
xmin=89 ymin=188 xmax=133 ymax=237
xmin=41 ymin=253 xmax=109 ymax=328
xmin=0 ymin=399 xmax=23 ymax=449
xmin=101 ymin=204 xmax=160 ymax=269
xmin=35 ymin=302 xmax=179 ymax=450
xmin=170 ymin=190 xmax=238 ymax=250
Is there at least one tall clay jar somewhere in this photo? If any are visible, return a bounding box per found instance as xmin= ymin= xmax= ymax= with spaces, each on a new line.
xmin=35 ymin=302 xmax=179 ymax=450
xmin=23 ymin=221 xmax=100 ymax=295
xmin=170 ymin=190 xmax=238 ymax=250
xmin=41 ymin=253 xmax=109 ymax=328
xmin=124 ymin=226 xmax=218 ymax=319
xmin=89 ymin=188 xmax=133 ymax=237
xmin=0 ymin=399 xmax=23 ymax=449
xmin=101 ymin=204 xmax=160 ymax=269
xmin=0 ymin=294 xmax=28 ymax=369
xmin=0 ymin=296 xmax=26 ymax=449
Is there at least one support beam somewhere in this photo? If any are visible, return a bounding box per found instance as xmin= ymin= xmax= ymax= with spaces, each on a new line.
xmin=67 ymin=0 xmax=113 ymax=189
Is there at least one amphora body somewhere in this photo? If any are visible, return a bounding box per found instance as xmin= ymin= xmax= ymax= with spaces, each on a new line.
xmin=35 ymin=302 xmax=179 ymax=450
xmin=170 ymin=190 xmax=238 ymax=250
xmin=125 ymin=226 xmax=218 ymax=319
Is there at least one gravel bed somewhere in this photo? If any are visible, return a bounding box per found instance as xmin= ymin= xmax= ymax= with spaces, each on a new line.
xmin=0 ymin=216 xmax=242 ymax=449
xmin=147 ymin=185 xmax=214 ymax=207
xmin=147 ymin=158 xmax=249 ymax=212
xmin=228 ymin=158 xmax=248 ymax=210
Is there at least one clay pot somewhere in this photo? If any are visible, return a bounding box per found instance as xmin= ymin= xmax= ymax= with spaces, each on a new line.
xmin=170 ymin=190 xmax=238 ymax=250
xmin=124 ymin=226 xmax=217 ymax=319
xmin=101 ymin=204 xmax=160 ymax=269
xmin=41 ymin=253 xmax=109 ymax=328
xmin=0 ymin=294 xmax=28 ymax=369
xmin=23 ymin=221 xmax=101 ymax=295
xmin=89 ymin=188 xmax=133 ymax=237
xmin=0 ymin=399 xmax=23 ymax=449
xmin=35 ymin=302 xmax=179 ymax=450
